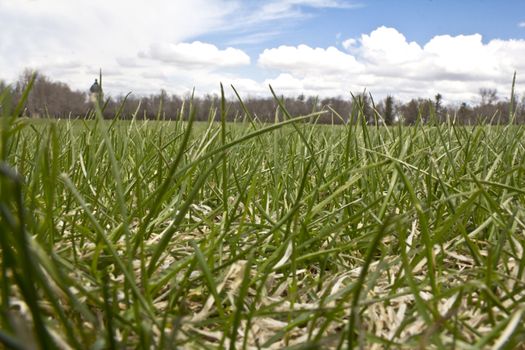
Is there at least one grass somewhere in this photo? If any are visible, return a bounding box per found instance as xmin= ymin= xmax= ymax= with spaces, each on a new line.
xmin=1 ymin=83 xmax=525 ymax=349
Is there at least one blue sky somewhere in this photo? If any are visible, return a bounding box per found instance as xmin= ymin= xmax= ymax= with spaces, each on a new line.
xmin=1 ymin=0 xmax=524 ymax=103
xmin=200 ymin=0 xmax=525 ymax=49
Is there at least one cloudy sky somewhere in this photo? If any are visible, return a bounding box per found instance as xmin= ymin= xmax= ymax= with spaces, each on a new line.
xmin=1 ymin=0 xmax=524 ymax=103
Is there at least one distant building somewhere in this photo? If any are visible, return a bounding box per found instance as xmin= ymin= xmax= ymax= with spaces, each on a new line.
xmin=89 ymin=78 xmax=102 ymax=103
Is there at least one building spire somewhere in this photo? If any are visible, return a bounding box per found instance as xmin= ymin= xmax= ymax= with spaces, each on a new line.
xmin=89 ymin=68 xmax=104 ymax=104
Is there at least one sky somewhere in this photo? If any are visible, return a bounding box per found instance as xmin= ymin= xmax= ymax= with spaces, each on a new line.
xmin=1 ymin=0 xmax=525 ymax=104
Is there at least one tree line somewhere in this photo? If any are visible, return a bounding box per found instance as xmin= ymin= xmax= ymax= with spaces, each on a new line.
xmin=1 ymin=70 xmax=524 ymax=124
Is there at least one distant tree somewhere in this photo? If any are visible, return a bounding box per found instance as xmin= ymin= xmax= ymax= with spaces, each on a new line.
xmin=352 ymin=93 xmax=374 ymax=123
xmin=399 ymin=99 xmax=419 ymax=125
xmin=15 ymin=69 xmax=35 ymax=95
xmin=306 ymin=96 xmax=320 ymax=114
xmin=384 ymin=95 xmax=395 ymax=125
xmin=6 ymin=66 xmax=525 ymax=124
xmin=434 ymin=93 xmax=443 ymax=121
xmin=479 ymin=88 xmax=498 ymax=105
xmin=0 ymin=80 xmax=11 ymax=114
xmin=475 ymin=88 xmax=500 ymax=123
xmin=319 ymin=97 xmax=350 ymax=124
xmin=519 ymin=95 xmax=525 ymax=124
xmin=457 ymin=102 xmax=474 ymax=124
xmin=0 ymin=79 xmax=8 ymax=93
xmin=434 ymin=93 xmax=442 ymax=109
xmin=433 ymin=94 xmax=441 ymax=122
xmin=14 ymin=70 xmax=88 ymax=118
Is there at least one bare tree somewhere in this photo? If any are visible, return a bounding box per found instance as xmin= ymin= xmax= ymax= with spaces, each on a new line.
xmin=479 ymin=88 xmax=498 ymax=105
xmin=4 ymin=67 xmax=525 ymax=125
xmin=14 ymin=70 xmax=88 ymax=118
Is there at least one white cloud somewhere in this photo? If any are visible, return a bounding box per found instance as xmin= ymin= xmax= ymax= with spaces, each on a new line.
xmin=357 ymin=26 xmax=423 ymax=65
xmin=258 ymin=26 xmax=525 ymax=102
xmin=218 ymin=0 xmax=362 ymax=33
xmin=0 ymin=0 xmax=237 ymax=94
xmin=140 ymin=42 xmax=250 ymax=69
xmin=519 ymin=22 xmax=525 ymax=28
xmin=259 ymin=45 xmax=363 ymax=76
xmin=342 ymin=38 xmax=357 ymax=50
xmin=1 ymin=0 xmax=362 ymax=97
xmin=263 ymin=73 xmax=352 ymax=97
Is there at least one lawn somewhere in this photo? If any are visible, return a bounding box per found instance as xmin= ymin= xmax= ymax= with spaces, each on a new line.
xmin=1 ymin=90 xmax=525 ymax=349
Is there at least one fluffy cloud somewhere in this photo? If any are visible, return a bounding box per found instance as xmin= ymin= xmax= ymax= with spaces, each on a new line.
xmin=140 ymin=42 xmax=250 ymax=69
xmin=356 ymin=26 xmax=422 ymax=66
xmin=259 ymin=45 xmax=363 ymax=76
xmin=519 ymin=22 xmax=525 ymax=28
xmin=258 ymin=26 xmax=525 ymax=102
xmin=2 ymin=0 xmax=362 ymax=98
xmin=263 ymin=73 xmax=353 ymax=97
xmin=342 ymin=38 xmax=357 ymax=50
xmin=0 ymin=0 xmax=237 ymax=94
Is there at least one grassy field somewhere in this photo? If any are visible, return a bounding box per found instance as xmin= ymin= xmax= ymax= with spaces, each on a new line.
xmin=1 ymin=88 xmax=525 ymax=349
